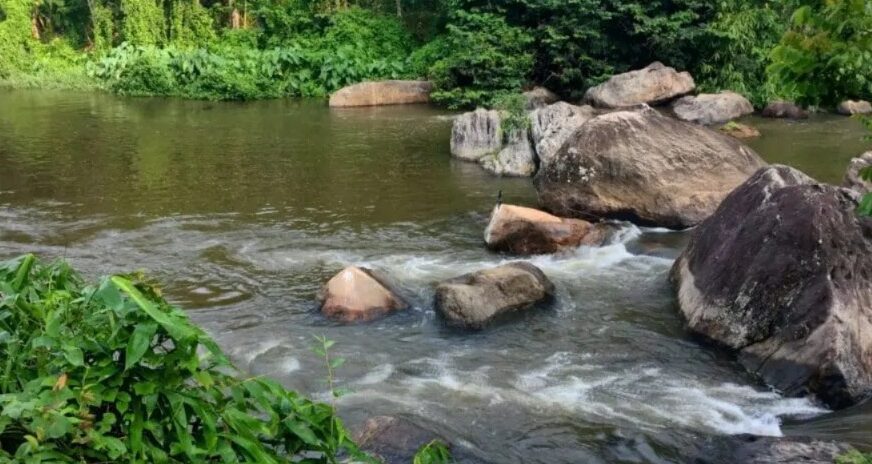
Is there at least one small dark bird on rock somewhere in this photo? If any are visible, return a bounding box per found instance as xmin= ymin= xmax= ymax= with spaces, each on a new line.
xmin=496 ymin=190 xmax=502 ymax=208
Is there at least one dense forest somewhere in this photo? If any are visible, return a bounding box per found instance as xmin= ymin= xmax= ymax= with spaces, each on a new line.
xmin=0 ymin=0 xmax=869 ymax=108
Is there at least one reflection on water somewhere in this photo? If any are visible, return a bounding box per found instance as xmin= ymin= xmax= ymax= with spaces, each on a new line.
xmin=0 ymin=89 xmax=869 ymax=463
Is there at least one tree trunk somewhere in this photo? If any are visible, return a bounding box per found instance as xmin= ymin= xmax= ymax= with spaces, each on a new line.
xmin=31 ymin=13 xmax=41 ymax=40
xmin=395 ymin=0 xmax=402 ymax=17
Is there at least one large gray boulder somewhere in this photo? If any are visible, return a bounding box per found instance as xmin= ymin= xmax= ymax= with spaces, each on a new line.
xmin=843 ymin=151 xmax=872 ymax=194
xmin=450 ymin=108 xmax=503 ymax=161
xmin=837 ymin=100 xmax=872 ymax=115
xmin=530 ymin=102 xmax=597 ymax=165
xmin=328 ymin=80 xmax=432 ymax=107
xmin=480 ymin=128 xmax=536 ymax=177
xmin=435 ymin=262 xmax=554 ymax=329
xmin=671 ymin=165 xmax=872 ymax=409
xmin=484 ymin=204 xmax=613 ymax=255
xmin=318 ymin=266 xmax=408 ymax=322
xmin=534 ymin=106 xmax=765 ymax=228
xmin=671 ymin=91 xmax=754 ymax=125
xmin=584 ymin=62 xmax=695 ymax=108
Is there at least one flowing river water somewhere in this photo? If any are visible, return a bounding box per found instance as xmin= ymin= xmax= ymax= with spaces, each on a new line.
xmin=0 ymin=89 xmax=870 ymax=463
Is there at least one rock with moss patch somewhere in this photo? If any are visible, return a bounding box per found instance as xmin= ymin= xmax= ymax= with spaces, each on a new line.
xmin=671 ymin=91 xmax=753 ymax=125
xmin=843 ymin=152 xmax=872 ymax=194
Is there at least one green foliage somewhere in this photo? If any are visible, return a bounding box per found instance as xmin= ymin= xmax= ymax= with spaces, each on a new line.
xmin=0 ymin=254 xmax=368 ymax=463
xmin=426 ymin=10 xmax=533 ymax=109
xmin=120 ymin=0 xmax=166 ymax=45
xmin=492 ymin=92 xmax=528 ymax=137
xmin=837 ymin=450 xmax=872 ymax=464
xmin=695 ymin=0 xmax=794 ymax=107
xmin=768 ymin=0 xmax=872 ymax=107
xmin=413 ymin=439 xmax=452 ymax=464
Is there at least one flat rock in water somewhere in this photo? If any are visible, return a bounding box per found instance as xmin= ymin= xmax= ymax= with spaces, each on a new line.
xmin=671 ymin=165 xmax=872 ymax=409
xmin=435 ymin=262 xmax=554 ymax=329
xmin=719 ymin=121 xmax=760 ymax=139
xmin=843 ymin=152 xmax=872 ymax=195
xmin=450 ymin=108 xmax=503 ymax=162
xmin=671 ymin=91 xmax=753 ymax=125
xmin=584 ymin=62 xmax=695 ymax=108
xmin=837 ymin=100 xmax=872 ymax=115
xmin=534 ymin=105 xmax=765 ymax=228
xmin=484 ymin=203 xmax=613 ymax=254
xmin=328 ymin=80 xmax=433 ymax=107
xmin=694 ymin=434 xmax=854 ymax=464
xmin=318 ymin=266 xmax=408 ymax=322
xmin=761 ymin=100 xmax=809 ymax=119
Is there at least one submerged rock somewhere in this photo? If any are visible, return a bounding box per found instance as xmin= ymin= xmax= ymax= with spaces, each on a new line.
xmin=719 ymin=121 xmax=760 ymax=139
xmin=480 ymin=128 xmax=537 ymax=177
xmin=761 ymin=100 xmax=809 ymax=119
xmin=450 ymin=108 xmax=503 ymax=162
xmin=523 ymin=87 xmax=560 ymax=110
xmin=530 ymin=102 xmax=597 ymax=165
xmin=318 ymin=266 xmax=408 ymax=322
xmin=843 ymin=152 xmax=872 ymax=194
xmin=584 ymin=62 xmax=695 ymax=108
xmin=435 ymin=262 xmax=554 ymax=329
xmin=837 ymin=100 xmax=872 ymax=116
xmin=484 ymin=203 xmax=613 ymax=255
xmin=354 ymin=416 xmax=449 ymax=464
xmin=695 ymin=434 xmax=854 ymax=464
xmin=328 ymin=80 xmax=433 ymax=107
xmin=671 ymin=91 xmax=754 ymax=125
xmin=671 ymin=165 xmax=872 ymax=409
xmin=534 ymin=105 xmax=765 ymax=229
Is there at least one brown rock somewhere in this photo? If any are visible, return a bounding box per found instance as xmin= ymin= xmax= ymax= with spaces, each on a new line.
xmin=671 ymin=165 xmax=872 ymax=409
xmin=484 ymin=204 xmax=613 ymax=255
xmin=318 ymin=266 xmax=407 ymax=322
xmin=584 ymin=62 xmax=695 ymax=108
xmin=534 ymin=105 xmax=765 ymax=229
xmin=719 ymin=121 xmax=761 ymax=139
xmin=328 ymin=80 xmax=433 ymax=107
xmin=761 ymin=100 xmax=809 ymax=119
xmin=435 ymin=262 xmax=554 ymax=329
xmin=523 ymin=87 xmax=560 ymax=110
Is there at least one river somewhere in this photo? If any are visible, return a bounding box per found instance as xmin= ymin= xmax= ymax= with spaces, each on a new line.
xmin=0 ymin=89 xmax=869 ymax=463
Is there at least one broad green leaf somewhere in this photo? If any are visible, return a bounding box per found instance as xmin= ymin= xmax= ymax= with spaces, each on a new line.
xmin=125 ymin=322 xmax=157 ymax=370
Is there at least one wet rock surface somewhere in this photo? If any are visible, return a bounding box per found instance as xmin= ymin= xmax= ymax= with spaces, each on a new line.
xmin=671 ymin=165 xmax=872 ymax=409
xmin=318 ymin=266 xmax=408 ymax=322
xmin=484 ymin=203 xmax=613 ymax=255
xmin=762 ymin=100 xmax=809 ymax=119
xmin=435 ymin=262 xmax=555 ymax=329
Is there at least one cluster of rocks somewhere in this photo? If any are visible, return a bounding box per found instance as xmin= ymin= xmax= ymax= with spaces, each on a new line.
xmin=318 ymin=202 xmax=614 ymax=328
xmin=326 ymin=67 xmax=872 ymax=462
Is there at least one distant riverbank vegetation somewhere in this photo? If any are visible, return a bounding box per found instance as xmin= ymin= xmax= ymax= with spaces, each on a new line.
xmin=0 ymin=0 xmax=869 ymax=108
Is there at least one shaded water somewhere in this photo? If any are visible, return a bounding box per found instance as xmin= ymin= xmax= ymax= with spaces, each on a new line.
xmin=0 ymin=89 xmax=869 ymax=463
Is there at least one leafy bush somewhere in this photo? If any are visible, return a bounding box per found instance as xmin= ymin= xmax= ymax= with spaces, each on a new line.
xmin=694 ymin=0 xmax=794 ymax=107
xmin=413 ymin=440 xmax=452 ymax=464
xmin=837 ymin=450 xmax=872 ymax=464
xmin=426 ymin=10 xmax=533 ymax=109
xmin=768 ymin=0 xmax=872 ymax=107
xmin=0 ymin=255 xmax=367 ymax=463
